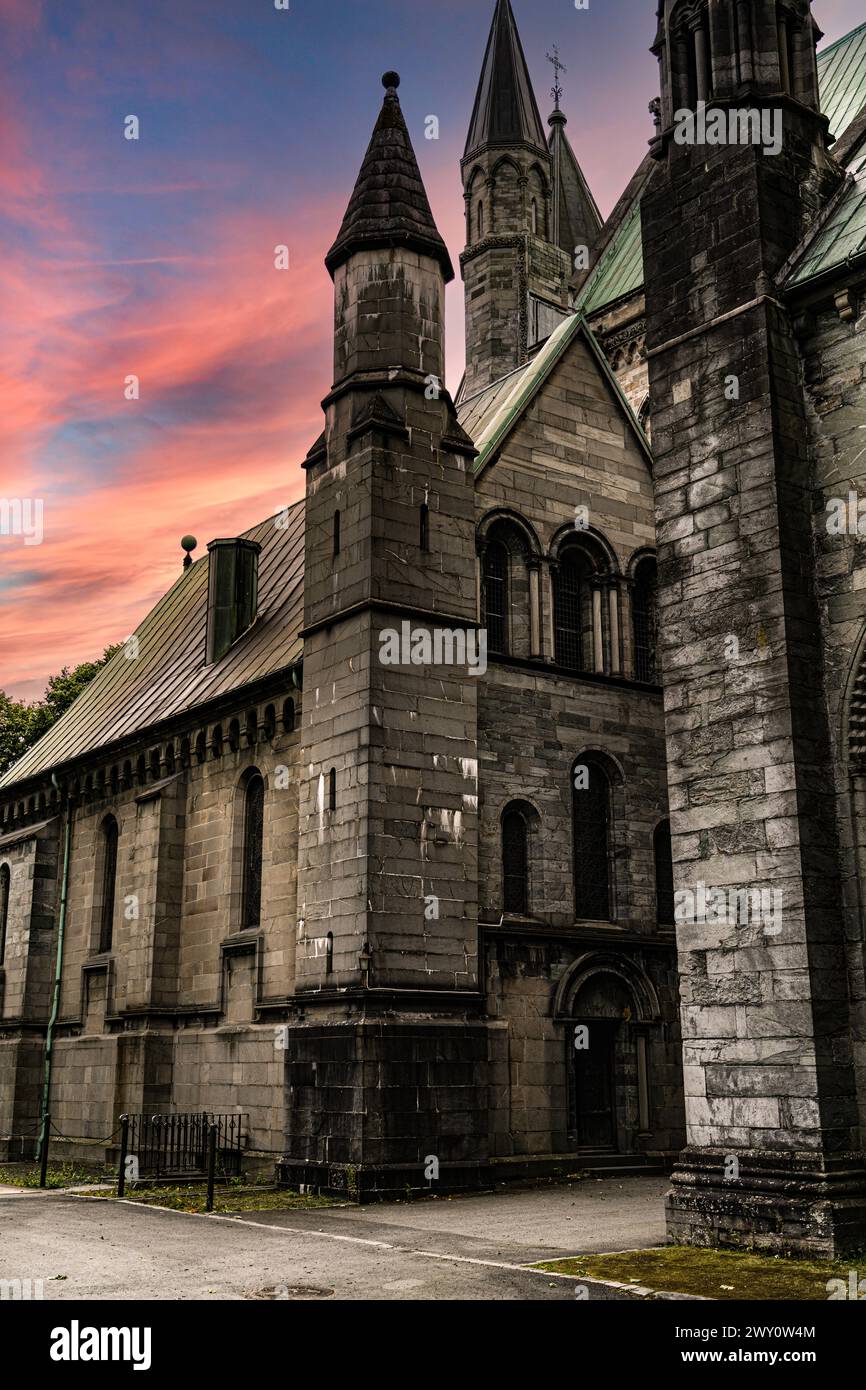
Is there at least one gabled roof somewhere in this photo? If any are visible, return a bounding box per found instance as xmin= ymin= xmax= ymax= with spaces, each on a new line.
xmin=464 ymin=0 xmax=549 ymax=159
xmin=456 ymin=312 xmax=651 ymax=473
xmin=0 ymin=502 xmax=305 ymax=791
xmin=819 ymin=21 xmax=866 ymax=142
xmin=326 ymin=73 xmax=453 ymax=281
xmin=576 ymin=199 xmax=644 ymax=315
xmin=784 ymin=147 xmax=866 ymax=289
xmin=581 ymin=21 xmax=866 ymax=318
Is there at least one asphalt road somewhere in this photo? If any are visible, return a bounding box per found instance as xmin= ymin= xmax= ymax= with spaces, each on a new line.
xmin=0 ymin=1175 xmax=668 ymax=1301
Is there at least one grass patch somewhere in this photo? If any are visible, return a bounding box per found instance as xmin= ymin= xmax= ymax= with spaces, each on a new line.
xmin=533 ymin=1246 xmax=866 ymax=1301
xmin=0 ymin=1162 xmax=108 ymax=1190
xmin=94 ymin=1183 xmax=340 ymax=1214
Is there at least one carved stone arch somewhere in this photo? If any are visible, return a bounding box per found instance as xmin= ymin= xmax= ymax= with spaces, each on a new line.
xmin=478 ymin=511 xmax=541 ymax=660
xmin=490 ymin=153 xmax=522 ymax=182
xmin=549 ymin=523 xmax=620 ymax=574
xmin=571 ymin=748 xmax=628 ymax=920
xmin=498 ymin=797 xmax=542 ymax=916
xmin=476 ymin=508 xmax=541 ymax=560
xmin=466 ymin=165 xmax=487 ymax=243
xmin=490 ymin=155 xmax=522 ymax=235
xmin=626 ymin=545 xmax=657 ymax=580
xmin=553 ymin=950 xmax=661 ymax=1023
xmin=232 ymin=765 xmax=267 ymax=931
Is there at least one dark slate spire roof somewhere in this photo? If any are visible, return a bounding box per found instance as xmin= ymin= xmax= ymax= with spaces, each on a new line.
xmin=326 ymin=72 xmax=454 ymax=282
xmin=464 ymin=0 xmax=548 ymax=159
xmin=548 ymin=109 xmax=602 ymax=263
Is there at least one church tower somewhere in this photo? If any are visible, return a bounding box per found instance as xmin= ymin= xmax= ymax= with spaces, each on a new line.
xmin=642 ymin=1 xmax=865 ymax=1252
xmin=461 ymin=0 xmax=576 ymax=396
xmin=283 ymin=74 xmax=498 ymax=1196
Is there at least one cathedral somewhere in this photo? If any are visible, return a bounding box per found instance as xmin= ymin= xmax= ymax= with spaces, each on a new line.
xmin=2 ymin=0 xmax=866 ymax=1256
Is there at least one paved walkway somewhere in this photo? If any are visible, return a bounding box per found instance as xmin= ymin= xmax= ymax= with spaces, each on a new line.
xmin=0 ymin=1175 xmax=668 ymax=1301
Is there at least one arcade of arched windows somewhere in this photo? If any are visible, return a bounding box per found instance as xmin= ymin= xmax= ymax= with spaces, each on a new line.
xmin=477 ymin=512 xmax=658 ymax=684
xmin=661 ymin=0 xmax=820 ymax=118
xmin=464 ymin=159 xmax=552 ymax=246
xmin=0 ymin=690 xmax=300 ymax=839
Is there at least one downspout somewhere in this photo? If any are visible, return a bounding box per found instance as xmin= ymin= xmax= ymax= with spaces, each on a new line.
xmin=37 ymin=775 xmax=73 ymax=1163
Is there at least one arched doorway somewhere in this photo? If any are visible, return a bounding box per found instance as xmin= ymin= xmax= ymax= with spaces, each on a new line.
xmin=554 ymin=953 xmax=660 ymax=1155
xmin=570 ymin=975 xmax=632 ymax=1150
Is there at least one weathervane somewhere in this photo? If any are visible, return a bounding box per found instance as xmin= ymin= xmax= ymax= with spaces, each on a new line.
xmin=547 ymin=45 xmax=567 ymax=110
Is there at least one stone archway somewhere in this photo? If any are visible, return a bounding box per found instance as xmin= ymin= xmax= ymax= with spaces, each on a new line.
xmin=554 ymin=953 xmax=660 ymax=1154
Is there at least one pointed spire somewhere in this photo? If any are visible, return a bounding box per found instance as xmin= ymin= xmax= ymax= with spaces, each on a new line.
xmin=464 ymin=0 xmax=548 ymax=159
xmin=548 ymin=108 xmax=602 ymax=262
xmin=326 ymin=72 xmax=453 ymax=282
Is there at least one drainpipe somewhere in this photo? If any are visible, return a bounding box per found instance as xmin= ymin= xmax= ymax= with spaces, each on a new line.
xmin=36 ymin=775 xmax=73 ymax=1164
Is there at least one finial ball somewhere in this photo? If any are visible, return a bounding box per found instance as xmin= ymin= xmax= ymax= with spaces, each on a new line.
xmin=181 ymin=535 xmax=197 ymax=554
xmin=382 ymin=71 xmax=400 ymax=91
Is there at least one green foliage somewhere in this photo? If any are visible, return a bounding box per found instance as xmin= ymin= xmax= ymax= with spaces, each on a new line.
xmin=0 ymin=646 xmax=120 ymax=777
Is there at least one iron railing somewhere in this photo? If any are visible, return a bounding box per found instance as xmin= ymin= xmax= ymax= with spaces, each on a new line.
xmin=121 ymin=1112 xmax=246 ymax=1180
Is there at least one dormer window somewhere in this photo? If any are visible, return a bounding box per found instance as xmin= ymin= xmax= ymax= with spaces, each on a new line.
xmin=206 ymin=538 xmax=261 ymax=665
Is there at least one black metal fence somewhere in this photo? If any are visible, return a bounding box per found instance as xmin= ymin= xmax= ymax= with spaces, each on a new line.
xmin=119 ymin=1112 xmax=246 ymax=1182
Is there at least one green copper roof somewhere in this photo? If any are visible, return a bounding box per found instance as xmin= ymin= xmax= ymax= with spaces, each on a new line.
xmin=785 ymin=147 xmax=866 ymax=287
xmin=456 ymin=312 xmax=650 ymax=473
xmin=818 ymin=20 xmax=866 ymax=142
xmin=578 ymin=22 xmax=866 ymax=317
xmin=575 ymin=200 xmax=643 ymax=316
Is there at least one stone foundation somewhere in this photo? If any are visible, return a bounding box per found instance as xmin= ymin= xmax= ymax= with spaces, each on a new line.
xmin=666 ymin=1148 xmax=866 ymax=1258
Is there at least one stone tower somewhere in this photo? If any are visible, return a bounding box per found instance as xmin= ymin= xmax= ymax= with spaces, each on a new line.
xmin=461 ymin=0 xmax=575 ymax=397
xmin=282 ymin=73 xmax=499 ymax=1197
xmin=642 ymin=0 xmax=866 ymax=1252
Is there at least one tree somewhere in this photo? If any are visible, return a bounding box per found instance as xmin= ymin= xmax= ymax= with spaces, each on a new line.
xmin=0 ymin=646 xmax=120 ymax=777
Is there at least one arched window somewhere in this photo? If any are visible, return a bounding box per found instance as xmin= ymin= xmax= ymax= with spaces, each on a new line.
xmin=502 ymin=807 xmax=529 ymax=914
xmin=632 ymin=557 xmax=658 ymax=683
xmin=0 ymin=864 xmax=10 ymax=966
xmin=573 ymin=757 xmax=611 ymax=921
xmin=419 ymin=503 xmax=429 ymax=552
xmin=333 ymin=510 xmax=341 ymax=558
xmin=241 ymin=774 xmax=265 ymax=930
xmin=483 ymin=541 xmax=509 ymax=655
xmin=530 ymin=198 xmax=538 ymax=235
xmin=554 ymin=546 xmax=601 ymax=671
xmin=98 ymin=817 xmax=119 ymax=954
xmin=654 ymin=819 xmax=674 ymax=925
xmin=477 ymin=200 xmax=484 ymax=239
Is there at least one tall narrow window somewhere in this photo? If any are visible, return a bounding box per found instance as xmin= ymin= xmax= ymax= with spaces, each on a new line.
xmin=554 ymin=553 xmax=585 ymax=670
xmin=573 ymin=758 xmax=611 ymax=921
xmin=530 ymin=198 xmax=538 ymax=234
xmin=0 ymin=864 xmax=10 ymax=966
xmin=483 ymin=541 xmax=509 ymax=655
xmin=98 ymin=817 xmax=119 ymax=954
xmin=654 ymin=819 xmax=675 ymax=925
xmin=241 ymin=774 xmax=265 ymax=930
xmin=477 ymin=200 xmax=484 ymax=239
xmin=333 ymin=510 xmax=341 ymax=558
xmin=632 ymin=558 xmax=658 ymax=683
xmin=502 ymin=807 xmax=529 ymax=914
xmin=328 ymin=767 xmax=337 ymax=812
xmin=419 ymin=503 xmax=429 ymax=552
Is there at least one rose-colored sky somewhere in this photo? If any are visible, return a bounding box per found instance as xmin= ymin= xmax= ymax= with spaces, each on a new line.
xmin=1 ymin=0 xmax=862 ymax=700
